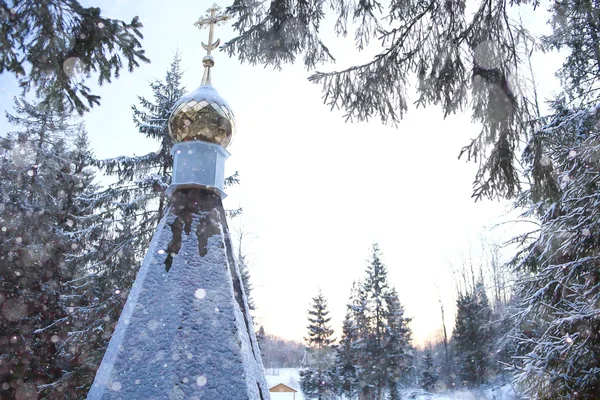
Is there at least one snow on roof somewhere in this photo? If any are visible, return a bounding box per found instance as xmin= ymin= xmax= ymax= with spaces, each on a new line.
xmin=173 ymin=84 xmax=232 ymax=112
xmin=270 ymin=383 xmax=297 ymax=393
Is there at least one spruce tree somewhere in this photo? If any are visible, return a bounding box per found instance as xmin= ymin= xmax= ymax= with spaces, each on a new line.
xmin=452 ymin=281 xmax=492 ymax=387
xmin=300 ymin=291 xmax=337 ymax=400
xmin=383 ymin=288 xmax=413 ymax=399
xmin=509 ymin=99 xmax=600 ymax=398
xmin=98 ymin=52 xmax=185 ymax=224
xmin=421 ymin=346 xmax=438 ymax=392
xmin=238 ymin=253 xmax=254 ymax=310
xmin=347 ymin=280 xmax=371 ymax=399
xmin=344 ymin=245 xmax=413 ymax=400
xmin=0 ymin=98 xmax=98 ymax=398
xmin=333 ymin=308 xmax=359 ymax=399
xmin=236 ymin=229 xmax=255 ymax=311
xmin=501 ymin=3 xmax=600 ymax=397
xmin=86 ymin=54 xmax=187 ymax=328
xmin=544 ymin=1 xmax=600 ymax=110
xmin=0 ymin=0 xmax=149 ymax=114
xmin=41 ymin=130 xmax=108 ymax=398
xmin=225 ymin=0 xmax=547 ymax=200
xmin=360 ymin=244 xmax=389 ymax=399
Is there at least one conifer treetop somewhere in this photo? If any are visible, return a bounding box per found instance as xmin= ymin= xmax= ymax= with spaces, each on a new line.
xmin=304 ymin=290 xmax=335 ymax=348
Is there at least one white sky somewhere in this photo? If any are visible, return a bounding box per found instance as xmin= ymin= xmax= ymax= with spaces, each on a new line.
xmin=0 ymin=0 xmax=564 ymax=346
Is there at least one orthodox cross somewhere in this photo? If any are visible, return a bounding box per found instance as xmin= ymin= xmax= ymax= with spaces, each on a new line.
xmin=195 ymin=4 xmax=231 ymax=57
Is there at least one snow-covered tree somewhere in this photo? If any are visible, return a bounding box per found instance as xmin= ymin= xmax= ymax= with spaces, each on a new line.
xmin=359 ymin=244 xmax=414 ymax=399
xmin=0 ymin=0 xmax=149 ymax=113
xmin=224 ymin=0 xmax=546 ymax=201
xmin=421 ymin=345 xmax=438 ymax=392
xmin=235 ymin=228 xmax=255 ymax=311
xmin=0 ymin=98 xmax=99 ymax=398
xmin=346 ymin=281 xmax=370 ymax=399
xmin=8 ymin=55 xmax=188 ymax=397
xmin=98 ymin=52 xmax=185 ymax=223
xmin=36 ymin=54 xmax=188 ymax=397
xmin=38 ymin=129 xmax=120 ymax=399
xmin=238 ymin=253 xmax=254 ymax=310
xmin=506 ymin=98 xmax=600 ymax=398
xmin=452 ymin=281 xmax=492 ymax=387
xmin=333 ymin=309 xmax=359 ymax=399
xmin=493 ymin=1 xmax=600 ymax=397
xmin=0 ymin=0 xmax=149 ymax=114
xmin=300 ymin=290 xmax=337 ymax=400
xmin=358 ymin=244 xmax=390 ymax=399
xmin=340 ymin=245 xmax=413 ymax=399
xmin=82 ymin=54 xmax=187 ymax=301
xmin=383 ymin=288 xmax=413 ymax=399
xmin=544 ymin=1 xmax=600 ymax=110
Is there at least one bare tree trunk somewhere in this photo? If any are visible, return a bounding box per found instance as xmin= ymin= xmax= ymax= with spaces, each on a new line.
xmin=439 ymin=297 xmax=451 ymax=387
xmin=439 ymin=299 xmax=450 ymax=367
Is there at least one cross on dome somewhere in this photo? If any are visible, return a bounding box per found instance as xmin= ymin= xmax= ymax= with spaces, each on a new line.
xmin=195 ymin=4 xmax=231 ymax=84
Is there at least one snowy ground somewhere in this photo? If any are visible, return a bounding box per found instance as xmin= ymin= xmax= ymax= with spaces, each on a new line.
xmin=402 ymin=385 xmax=518 ymax=400
xmin=264 ymin=369 xmax=519 ymax=400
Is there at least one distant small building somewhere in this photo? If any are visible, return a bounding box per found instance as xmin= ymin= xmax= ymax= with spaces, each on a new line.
xmin=270 ymin=383 xmax=298 ymax=399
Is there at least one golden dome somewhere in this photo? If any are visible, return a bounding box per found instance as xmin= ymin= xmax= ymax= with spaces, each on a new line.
xmin=168 ymin=84 xmax=235 ymax=147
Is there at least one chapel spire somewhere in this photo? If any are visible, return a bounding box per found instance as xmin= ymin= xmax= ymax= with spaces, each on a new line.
xmin=87 ymin=5 xmax=268 ymax=399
